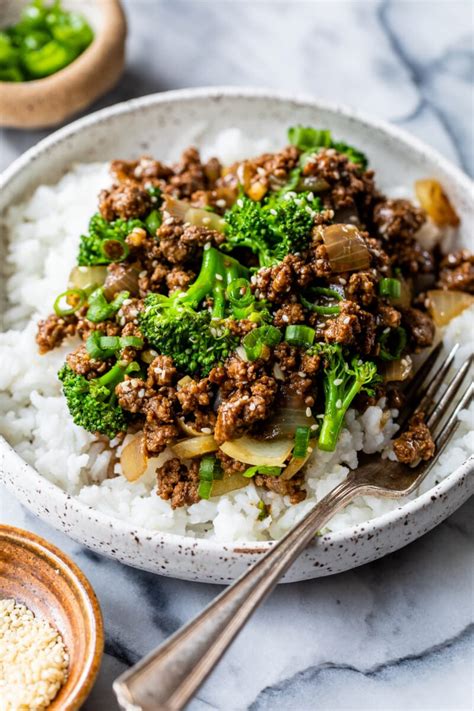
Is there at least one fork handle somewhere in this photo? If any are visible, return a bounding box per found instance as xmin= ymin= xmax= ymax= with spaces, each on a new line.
xmin=113 ymin=477 xmax=359 ymax=711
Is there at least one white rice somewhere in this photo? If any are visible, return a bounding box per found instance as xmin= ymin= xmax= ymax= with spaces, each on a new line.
xmin=0 ymin=134 xmax=473 ymax=543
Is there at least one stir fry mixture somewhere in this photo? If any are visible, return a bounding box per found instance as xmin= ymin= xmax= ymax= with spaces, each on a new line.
xmin=36 ymin=127 xmax=474 ymax=508
xmin=0 ymin=0 xmax=93 ymax=82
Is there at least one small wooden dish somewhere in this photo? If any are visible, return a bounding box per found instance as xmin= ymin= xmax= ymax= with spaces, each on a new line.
xmin=0 ymin=0 xmax=126 ymax=129
xmin=0 ymin=525 xmax=104 ymax=710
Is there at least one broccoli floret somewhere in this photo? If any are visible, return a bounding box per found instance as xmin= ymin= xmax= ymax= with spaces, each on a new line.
xmin=77 ymin=213 xmax=145 ymax=266
xmin=139 ymin=247 xmax=247 ymax=375
xmin=58 ymin=361 xmax=138 ymax=438
xmin=311 ymin=343 xmax=380 ymax=451
xmin=223 ymin=191 xmax=321 ymax=268
xmin=288 ymin=125 xmax=368 ymax=170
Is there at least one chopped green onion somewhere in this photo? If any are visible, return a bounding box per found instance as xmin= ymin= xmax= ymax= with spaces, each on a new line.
xmin=293 ymin=426 xmax=311 ymax=458
xmin=243 ymin=465 xmax=282 ymax=478
xmin=284 ymin=325 xmax=316 ymax=347
xmin=226 ymin=278 xmax=254 ymax=307
xmin=53 ymin=288 xmax=86 ymax=316
xmin=257 ymin=500 xmax=268 ymax=521
xmin=198 ymin=455 xmax=223 ymax=499
xmin=379 ymin=278 xmax=401 ymax=299
xmin=300 ymin=286 xmax=343 ymax=315
xmin=99 ymin=239 xmax=129 ymax=263
xmin=145 ymin=209 xmax=162 ymax=235
xmin=379 ymin=327 xmax=407 ymax=361
xmin=86 ymin=332 xmax=118 ymax=360
xmin=120 ymin=336 xmax=144 ymax=350
xmin=242 ymin=325 xmax=282 ymax=361
xmin=86 ymin=288 xmax=129 ymax=323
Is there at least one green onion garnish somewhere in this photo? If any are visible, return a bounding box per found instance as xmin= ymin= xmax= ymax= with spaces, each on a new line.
xmin=300 ymin=286 xmax=343 ymax=315
xmin=99 ymin=238 xmax=129 ymax=263
xmin=284 ymin=325 xmax=316 ymax=347
xmin=379 ymin=278 xmax=401 ymax=299
xmin=86 ymin=288 xmax=130 ymax=323
xmin=226 ymin=278 xmax=254 ymax=307
xmin=198 ymin=455 xmax=223 ymax=499
xmin=53 ymin=288 xmax=86 ymax=316
xmin=379 ymin=327 xmax=407 ymax=361
xmin=242 ymin=325 xmax=282 ymax=361
xmin=293 ymin=426 xmax=311 ymax=458
xmin=257 ymin=500 xmax=268 ymax=521
xmin=145 ymin=209 xmax=162 ymax=235
xmin=243 ymin=465 xmax=282 ymax=478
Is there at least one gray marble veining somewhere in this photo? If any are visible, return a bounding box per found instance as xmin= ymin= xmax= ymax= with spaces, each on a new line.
xmin=0 ymin=1 xmax=473 ymax=709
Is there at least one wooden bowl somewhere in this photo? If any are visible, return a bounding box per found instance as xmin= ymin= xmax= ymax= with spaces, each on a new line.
xmin=0 ymin=525 xmax=104 ymax=710
xmin=0 ymin=0 xmax=126 ymax=129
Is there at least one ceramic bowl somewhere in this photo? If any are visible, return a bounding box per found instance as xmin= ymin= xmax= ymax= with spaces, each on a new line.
xmin=0 ymin=525 xmax=104 ymax=709
xmin=0 ymin=88 xmax=473 ymax=584
xmin=0 ymin=0 xmax=126 ymax=129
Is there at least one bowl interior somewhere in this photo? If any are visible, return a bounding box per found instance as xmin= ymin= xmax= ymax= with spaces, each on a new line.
xmin=0 ymin=525 xmax=103 ymax=710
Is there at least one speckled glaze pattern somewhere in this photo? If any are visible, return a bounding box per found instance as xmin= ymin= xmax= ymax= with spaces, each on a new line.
xmin=0 ymin=89 xmax=473 ymax=583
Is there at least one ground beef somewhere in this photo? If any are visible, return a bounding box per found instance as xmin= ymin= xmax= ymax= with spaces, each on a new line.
xmin=377 ymin=304 xmax=402 ymax=328
xmin=116 ymin=298 xmax=144 ymax=327
xmin=324 ymin=300 xmax=377 ymax=353
xmin=437 ymin=250 xmax=474 ymax=293
xmin=222 ymin=146 xmax=300 ymax=198
xmin=176 ymin=377 xmax=216 ymax=432
xmin=166 ymin=267 xmax=195 ymax=293
xmin=254 ymin=254 xmax=313 ymax=303
xmin=216 ymin=451 xmax=247 ymax=475
xmin=345 ymin=271 xmax=378 ymax=305
xmin=36 ymin=314 xmax=77 ymax=353
xmin=273 ymin=342 xmax=299 ymax=373
xmin=392 ymin=412 xmax=435 ymax=464
xmin=273 ymin=301 xmax=306 ymax=327
xmin=156 ymin=218 xmax=224 ymax=265
xmin=111 ymin=156 xmax=174 ymax=184
xmin=401 ymin=307 xmax=435 ymax=349
xmin=144 ymin=423 xmax=179 ymax=455
xmin=309 ymin=241 xmax=332 ymax=279
xmin=138 ymin=262 xmax=168 ymax=297
xmin=214 ymin=375 xmax=278 ymax=443
xmin=99 ymin=182 xmax=152 ymax=221
xmin=164 ymin=147 xmax=219 ymax=199
xmin=156 ymin=457 xmax=200 ymax=508
xmin=147 ymin=355 xmax=177 ymax=387
xmin=302 ymin=148 xmax=377 ymax=214
xmin=66 ymin=345 xmax=109 ymax=378
xmin=75 ymin=312 xmax=122 ymax=342
xmin=373 ymin=199 xmax=425 ymax=241
xmin=389 ymin=239 xmax=435 ymax=275
xmin=300 ymin=351 xmax=321 ymax=375
xmin=115 ymin=378 xmax=152 ymax=414
xmin=254 ymin=473 xmax=307 ymax=504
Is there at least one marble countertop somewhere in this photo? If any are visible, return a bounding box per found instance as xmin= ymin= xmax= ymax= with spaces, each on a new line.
xmin=1 ymin=1 xmax=472 ymax=709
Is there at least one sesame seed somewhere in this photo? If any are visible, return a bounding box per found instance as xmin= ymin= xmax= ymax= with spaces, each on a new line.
xmin=202 ymin=216 xmax=211 ymax=226
xmin=201 ymin=427 xmax=212 ymax=434
xmin=305 ymin=407 xmax=312 ymax=417
xmin=164 ymin=217 xmax=174 ymax=225
xmin=216 ymin=199 xmax=226 ymax=208
xmin=215 ymin=273 xmax=223 ymax=281
xmin=310 ymin=424 xmax=318 ymax=431
xmin=249 ymin=403 xmax=256 ymax=411
xmin=138 ymin=389 xmax=145 ymax=398
xmin=383 ymin=327 xmax=390 ymax=334
xmin=343 ymin=317 xmax=351 ymax=324
xmin=237 ymin=198 xmax=244 ymax=208
xmin=298 ymin=371 xmax=306 ymax=378
xmin=336 ymin=399 xmax=343 ymax=409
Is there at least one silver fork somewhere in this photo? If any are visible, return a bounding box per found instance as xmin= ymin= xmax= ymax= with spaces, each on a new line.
xmin=113 ymin=343 xmax=473 ymax=711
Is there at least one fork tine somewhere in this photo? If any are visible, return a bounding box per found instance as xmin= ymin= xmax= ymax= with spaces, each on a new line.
xmin=426 ymin=355 xmax=473 ymax=430
xmin=433 ymin=381 xmax=473 ymax=454
xmin=398 ymin=341 xmax=445 ymax=427
xmin=414 ymin=342 xmax=460 ymax=419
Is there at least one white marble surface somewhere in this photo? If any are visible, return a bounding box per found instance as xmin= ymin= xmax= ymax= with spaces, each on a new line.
xmin=1 ymin=1 xmax=473 ymax=709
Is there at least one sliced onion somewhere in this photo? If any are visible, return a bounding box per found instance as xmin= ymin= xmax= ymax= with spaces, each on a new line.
xmin=177 ymin=417 xmax=209 ymax=437
xmin=382 ymin=355 xmax=413 ymax=382
xmin=211 ymin=473 xmax=249 ymax=496
xmin=163 ymin=195 xmax=227 ymax=232
xmin=120 ymin=433 xmax=148 ymax=481
xmin=220 ymin=436 xmax=294 ymax=467
xmin=322 ymin=224 xmax=371 ymax=272
xmin=260 ymin=394 xmax=316 ymax=439
xmin=427 ymin=289 xmax=474 ymax=327
xmin=172 ymin=434 xmax=218 ymax=459
xmin=415 ymin=179 xmax=460 ymax=227
xmin=103 ymin=263 xmax=141 ymax=299
xmin=68 ymin=265 xmax=107 ymax=292
xmin=280 ymin=440 xmax=316 ymax=481
xmin=247 ymin=181 xmax=267 ymax=201
xmin=177 ymin=375 xmax=193 ymax=389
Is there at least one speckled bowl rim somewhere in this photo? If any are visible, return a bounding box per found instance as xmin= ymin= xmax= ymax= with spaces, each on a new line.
xmin=0 ymin=87 xmax=473 ymax=559
xmin=0 ymin=524 xmax=104 ymax=710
